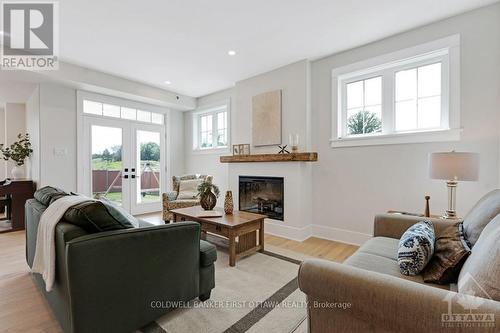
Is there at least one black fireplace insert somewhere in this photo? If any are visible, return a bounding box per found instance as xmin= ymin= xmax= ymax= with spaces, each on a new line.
xmin=239 ymin=176 xmax=284 ymax=221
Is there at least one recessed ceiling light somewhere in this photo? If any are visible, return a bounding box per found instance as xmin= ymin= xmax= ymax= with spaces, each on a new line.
xmin=164 ymin=80 xmax=172 ymax=85
xmin=227 ymin=50 xmax=236 ymax=56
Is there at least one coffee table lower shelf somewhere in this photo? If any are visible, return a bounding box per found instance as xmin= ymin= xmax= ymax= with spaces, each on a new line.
xmin=171 ymin=208 xmax=266 ymax=267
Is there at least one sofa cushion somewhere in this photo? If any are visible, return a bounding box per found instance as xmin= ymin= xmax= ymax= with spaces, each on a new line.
xmin=63 ymin=200 xmax=136 ymax=233
xmin=345 ymin=250 xmax=449 ymax=290
xmin=357 ymin=236 xmax=399 ymax=260
xmin=463 ymin=189 xmax=500 ymax=246
xmin=177 ymin=179 xmax=203 ymax=200
xmin=200 ymin=240 xmax=217 ymax=267
xmin=397 ymin=221 xmax=435 ymax=276
xmin=423 ymin=221 xmax=471 ymax=284
xmin=34 ymin=186 xmax=69 ymax=206
xmin=458 ymin=214 xmax=500 ymax=301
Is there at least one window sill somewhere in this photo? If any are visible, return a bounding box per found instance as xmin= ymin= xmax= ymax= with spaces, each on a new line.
xmin=330 ymin=128 xmax=461 ymax=148
xmin=191 ymin=147 xmax=230 ymax=155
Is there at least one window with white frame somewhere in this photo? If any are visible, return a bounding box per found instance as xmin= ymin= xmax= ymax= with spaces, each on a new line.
xmin=332 ymin=35 xmax=460 ymax=147
xmin=193 ymin=104 xmax=229 ymax=150
xmin=83 ymin=100 xmax=164 ymax=125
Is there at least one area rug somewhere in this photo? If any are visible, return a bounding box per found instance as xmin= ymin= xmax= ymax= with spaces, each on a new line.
xmin=141 ymin=246 xmax=307 ymax=333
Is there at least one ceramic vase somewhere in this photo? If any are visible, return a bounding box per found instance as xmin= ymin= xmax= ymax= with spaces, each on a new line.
xmin=224 ymin=191 xmax=234 ymax=215
xmin=200 ymin=191 xmax=217 ymax=210
xmin=11 ymin=165 xmax=24 ymax=179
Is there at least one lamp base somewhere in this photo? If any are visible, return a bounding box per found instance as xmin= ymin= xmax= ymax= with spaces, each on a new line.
xmin=443 ymin=210 xmax=458 ymax=219
xmin=443 ymin=179 xmax=459 ymax=219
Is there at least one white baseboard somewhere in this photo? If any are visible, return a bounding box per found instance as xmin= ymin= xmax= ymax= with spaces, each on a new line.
xmin=264 ymin=220 xmax=371 ymax=246
xmin=310 ymin=224 xmax=371 ymax=246
xmin=264 ymin=220 xmax=312 ymax=242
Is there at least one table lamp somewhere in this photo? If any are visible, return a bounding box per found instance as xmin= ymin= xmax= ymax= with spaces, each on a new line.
xmin=429 ymin=151 xmax=479 ymax=219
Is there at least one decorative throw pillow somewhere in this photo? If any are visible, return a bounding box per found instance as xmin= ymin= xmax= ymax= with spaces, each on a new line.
xmin=462 ymin=189 xmax=500 ymax=246
xmin=458 ymin=215 xmax=500 ymax=301
xmin=177 ymin=179 xmax=202 ymax=200
xmin=423 ymin=221 xmax=471 ymax=284
xmin=398 ymin=220 xmax=435 ymax=276
xmin=34 ymin=186 xmax=69 ymax=206
xmin=63 ymin=200 xmax=136 ymax=233
xmin=100 ymin=199 xmax=140 ymax=228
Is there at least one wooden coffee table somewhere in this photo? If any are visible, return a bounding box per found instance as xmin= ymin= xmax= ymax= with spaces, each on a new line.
xmin=171 ymin=206 xmax=266 ymax=267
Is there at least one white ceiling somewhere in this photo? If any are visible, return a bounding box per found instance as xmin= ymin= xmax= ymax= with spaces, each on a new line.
xmin=60 ymin=0 xmax=498 ymax=97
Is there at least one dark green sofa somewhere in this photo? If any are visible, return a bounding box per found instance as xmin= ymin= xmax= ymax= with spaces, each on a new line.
xmin=25 ymin=198 xmax=217 ymax=333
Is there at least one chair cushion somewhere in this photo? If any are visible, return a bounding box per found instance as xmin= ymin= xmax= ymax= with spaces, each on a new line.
xmin=34 ymin=186 xmax=69 ymax=206
xmin=173 ymin=174 xmax=212 ymax=192
xmin=423 ymin=221 xmax=471 ymax=284
xmin=63 ymin=200 xmax=136 ymax=233
xmin=200 ymin=240 xmax=217 ymax=267
xmin=397 ymin=221 xmax=435 ymax=276
xmin=458 ymin=214 xmax=500 ymax=301
xmin=463 ymin=189 xmax=500 ymax=246
xmin=177 ymin=179 xmax=203 ymax=200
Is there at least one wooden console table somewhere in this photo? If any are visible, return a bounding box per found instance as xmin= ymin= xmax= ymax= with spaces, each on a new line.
xmin=0 ymin=179 xmax=35 ymax=233
xmin=171 ymin=206 xmax=266 ymax=267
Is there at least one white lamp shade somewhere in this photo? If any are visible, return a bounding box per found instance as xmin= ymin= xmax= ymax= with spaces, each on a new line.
xmin=429 ymin=152 xmax=479 ymax=181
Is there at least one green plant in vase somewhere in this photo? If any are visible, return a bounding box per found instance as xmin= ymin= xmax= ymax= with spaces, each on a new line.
xmin=0 ymin=133 xmax=33 ymax=179
xmin=197 ymin=181 xmax=220 ymax=210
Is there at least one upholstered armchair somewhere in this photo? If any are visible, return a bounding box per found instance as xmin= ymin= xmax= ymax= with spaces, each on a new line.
xmin=162 ymin=174 xmax=213 ymax=221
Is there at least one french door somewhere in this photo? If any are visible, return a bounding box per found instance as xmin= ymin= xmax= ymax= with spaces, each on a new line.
xmin=81 ymin=117 xmax=165 ymax=215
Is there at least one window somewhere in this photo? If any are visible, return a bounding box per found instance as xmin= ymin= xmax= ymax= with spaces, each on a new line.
xmin=332 ymin=35 xmax=460 ymax=147
xmin=346 ymin=77 xmax=382 ymax=135
xmin=193 ymin=102 xmax=229 ymax=151
xmin=395 ymin=63 xmax=441 ymax=131
xmin=82 ymin=99 xmax=164 ymax=125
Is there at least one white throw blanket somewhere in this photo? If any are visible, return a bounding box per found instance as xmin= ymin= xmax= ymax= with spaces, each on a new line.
xmin=32 ymin=195 xmax=91 ymax=292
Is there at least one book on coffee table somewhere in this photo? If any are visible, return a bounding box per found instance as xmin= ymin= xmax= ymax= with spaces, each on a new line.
xmin=196 ymin=210 xmax=223 ymax=218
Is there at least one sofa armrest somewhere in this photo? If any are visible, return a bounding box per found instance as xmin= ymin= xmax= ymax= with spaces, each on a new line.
xmin=373 ymin=213 xmax=452 ymax=238
xmin=65 ymin=222 xmax=201 ymax=333
xmin=298 ymin=259 xmax=500 ymax=333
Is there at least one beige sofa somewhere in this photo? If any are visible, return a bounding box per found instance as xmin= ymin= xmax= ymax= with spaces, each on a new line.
xmin=299 ymin=190 xmax=500 ymax=332
xmin=162 ymin=174 xmax=212 ymax=221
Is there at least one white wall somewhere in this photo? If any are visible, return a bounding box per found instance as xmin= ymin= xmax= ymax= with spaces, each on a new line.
xmin=26 ymin=87 xmax=40 ymax=184
xmin=184 ymin=88 xmax=233 ymax=194
xmin=4 ymin=103 xmax=27 ymax=177
xmin=185 ymin=60 xmax=310 ymax=197
xmin=38 ymin=83 xmax=78 ymax=191
xmin=0 ymin=107 xmax=5 ymax=179
xmin=310 ymin=4 xmax=500 ymax=243
xmin=186 ymin=3 xmax=500 ymax=244
xmin=23 ymin=82 xmax=183 ymax=196
xmin=167 ymin=108 xmax=186 ymax=187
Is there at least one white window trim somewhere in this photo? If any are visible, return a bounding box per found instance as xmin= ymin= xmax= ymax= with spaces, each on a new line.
xmin=331 ymin=34 xmax=461 ymax=148
xmin=192 ymin=99 xmax=231 ymax=154
xmin=76 ymin=90 xmax=171 ymax=194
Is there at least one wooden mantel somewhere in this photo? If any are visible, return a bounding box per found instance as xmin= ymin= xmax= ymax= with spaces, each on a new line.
xmin=220 ymin=152 xmax=318 ymax=163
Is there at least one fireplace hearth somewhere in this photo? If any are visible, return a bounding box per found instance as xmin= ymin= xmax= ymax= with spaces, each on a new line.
xmin=239 ymin=176 xmax=284 ymax=221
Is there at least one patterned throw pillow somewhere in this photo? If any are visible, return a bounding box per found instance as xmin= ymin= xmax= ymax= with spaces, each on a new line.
xmin=398 ymin=221 xmax=435 ymax=276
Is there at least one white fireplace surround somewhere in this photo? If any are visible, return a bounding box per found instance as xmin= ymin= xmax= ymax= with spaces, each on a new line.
xmin=228 ymin=161 xmax=313 ymax=241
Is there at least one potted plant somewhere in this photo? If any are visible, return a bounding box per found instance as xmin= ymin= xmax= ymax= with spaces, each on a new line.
xmin=197 ymin=180 xmax=220 ymax=210
xmin=0 ymin=133 xmax=33 ymax=179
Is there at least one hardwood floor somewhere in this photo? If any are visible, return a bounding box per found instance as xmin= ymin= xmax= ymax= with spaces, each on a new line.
xmin=0 ymin=216 xmax=358 ymax=332
xmin=0 ymin=231 xmax=63 ymax=333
